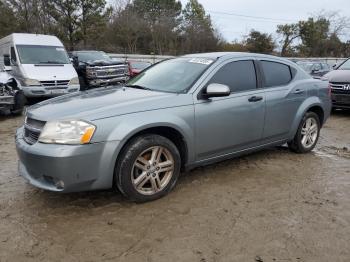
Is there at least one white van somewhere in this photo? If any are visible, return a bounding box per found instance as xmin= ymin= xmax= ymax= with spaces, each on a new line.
xmin=0 ymin=33 xmax=80 ymax=97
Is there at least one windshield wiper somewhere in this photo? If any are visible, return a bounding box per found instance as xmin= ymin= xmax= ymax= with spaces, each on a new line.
xmin=125 ymin=84 xmax=153 ymax=91
xmin=39 ymin=61 xmax=65 ymax=64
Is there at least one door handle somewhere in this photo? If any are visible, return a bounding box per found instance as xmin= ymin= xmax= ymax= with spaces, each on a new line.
xmin=248 ymin=96 xmax=263 ymax=102
xmin=294 ymin=89 xmax=304 ymax=94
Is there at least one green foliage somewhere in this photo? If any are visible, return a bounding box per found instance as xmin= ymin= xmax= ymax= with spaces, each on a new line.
xmin=298 ymin=17 xmax=330 ymax=56
xmin=245 ymin=30 xmax=275 ymax=54
xmin=181 ymin=0 xmax=221 ymax=53
xmin=0 ymin=1 xmax=18 ymax=38
xmin=277 ymin=23 xmax=299 ymax=56
xmin=1 ymin=0 xmax=349 ymax=57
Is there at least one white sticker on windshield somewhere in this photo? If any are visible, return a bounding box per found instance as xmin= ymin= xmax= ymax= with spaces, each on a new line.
xmin=189 ymin=58 xmax=214 ymax=65
xmin=56 ymin=48 xmax=64 ymax=51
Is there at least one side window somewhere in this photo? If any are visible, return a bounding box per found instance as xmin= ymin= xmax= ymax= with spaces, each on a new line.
xmin=10 ymin=47 xmax=17 ymax=64
xmin=208 ymin=60 xmax=257 ymax=93
xmin=261 ymin=61 xmax=292 ymax=88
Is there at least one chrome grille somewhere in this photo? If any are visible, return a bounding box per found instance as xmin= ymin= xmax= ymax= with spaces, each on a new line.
xmin=88 ymin=65 xmax=128 ymax=79
xmin=40 ymin=80 xmax=70 ymax=89
xmin=23 ymin=118 xmax=46 ymax=145
xmin=330 ymin=82 xmax=350 ymax=94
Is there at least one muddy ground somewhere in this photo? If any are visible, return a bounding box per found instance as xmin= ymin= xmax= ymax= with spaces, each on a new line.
xmin=0 ymin=111 xmax=349 ymax=262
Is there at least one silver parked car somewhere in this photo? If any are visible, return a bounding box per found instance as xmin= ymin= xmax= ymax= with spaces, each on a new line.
xmin=16 ymin=52 xmax=331 ymax=202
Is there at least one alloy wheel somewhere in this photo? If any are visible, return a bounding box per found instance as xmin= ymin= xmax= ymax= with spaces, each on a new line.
xmin=131 ymin=146 xmax=175 ymax=195
xmin=301 ymin=117 xmax=319 ymax=149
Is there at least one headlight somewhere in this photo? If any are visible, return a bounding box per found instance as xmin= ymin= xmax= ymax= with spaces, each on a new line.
xmin=23 ymin=78 xmax=40 ymax=86
xmin=86 ymin=68 xmax=96 ymax=77
xmin=38 ymin=120 xmax=96 ymax=145
xmin=69 ymin=77 xmax=79 ymax=85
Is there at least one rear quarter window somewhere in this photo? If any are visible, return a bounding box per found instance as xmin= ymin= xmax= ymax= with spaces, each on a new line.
xmin=261 ymin=61 xmax=292 ymax=87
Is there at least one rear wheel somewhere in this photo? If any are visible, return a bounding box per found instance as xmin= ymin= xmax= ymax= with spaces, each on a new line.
xmin=115 ymin=134 xmax=181 ymax=203
xmin=288 ymin=112 xmax=320 ymax=153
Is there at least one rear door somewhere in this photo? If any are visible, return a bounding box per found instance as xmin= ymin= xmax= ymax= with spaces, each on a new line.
xmin=259 ymin=60 xmax=306 ymax=142
xmin=194 ymin=60 xmax=266 ymax=161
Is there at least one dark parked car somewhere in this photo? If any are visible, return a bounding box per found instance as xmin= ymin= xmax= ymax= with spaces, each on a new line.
xmin=127 ymin=60 xmax=152 ymax=77
xmin=16 ymin=52 xmax=331 ymax=202
xmin=322 ymin=58 xmax=350 ymax=109
xmin=70 ymin=51 xmax=129 ymax=90
xmin=297 ymin=61 xmax=331 ymax=79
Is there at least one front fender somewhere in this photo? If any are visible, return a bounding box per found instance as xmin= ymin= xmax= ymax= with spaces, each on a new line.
xmin=288 ymin=96 xmax=325 ymax=139
xmin=92 ymin=105 xmax=195 ymax=165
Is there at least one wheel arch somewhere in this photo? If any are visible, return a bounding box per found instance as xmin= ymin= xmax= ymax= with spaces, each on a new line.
xmin=307 ymin=105 xmax=325 ymax=126
xmin=289 ymin=97 xmax=325 ymax=139
xmin=114 ymin=124 xmax=189 ymax=174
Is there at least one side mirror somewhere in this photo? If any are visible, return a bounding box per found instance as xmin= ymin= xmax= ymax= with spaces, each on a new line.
xmin=332 ymin=63 xmax=337 ymax=69
xmin=204 ymin=83 xmax=231 ymax=98
xmin=72 ymin=56 xmax=79 ymax=67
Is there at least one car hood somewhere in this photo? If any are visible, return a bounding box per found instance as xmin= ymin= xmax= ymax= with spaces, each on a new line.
xmin=85 ymin=60 xmax=125 ymax=67
xmin=21 ymin=64 xmax=77 ymax=81
xmin=27 ymin=87 xmax=193 ymax=121
xmin=324 ymin=70 xmax=350 ymax=82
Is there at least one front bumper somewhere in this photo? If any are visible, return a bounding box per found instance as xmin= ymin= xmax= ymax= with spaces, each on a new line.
xmin=0 ymin=95 xmax=15 ymax=106
xmin=331 ymin=93 xmax=350 ymax=109
xmin=15 ymin=127 xmax=120 ymax=193
xmin=87 ymin=76 xmax=128 ymax=87
xmin=21 ymin=84 xmax=80 ymax=97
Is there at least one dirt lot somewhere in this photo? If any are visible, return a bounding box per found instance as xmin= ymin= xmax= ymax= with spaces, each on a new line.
xmin=0 ymin=111 xmax=349 ymax=262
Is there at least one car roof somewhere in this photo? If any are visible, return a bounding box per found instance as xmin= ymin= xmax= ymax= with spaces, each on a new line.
xmin=181 ymin=52 xmax=282 ymax=60
xmin=73 ymin=50 xmax=105 ymax=53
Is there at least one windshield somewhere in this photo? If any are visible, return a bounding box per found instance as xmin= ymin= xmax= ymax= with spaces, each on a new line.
xmin=127 ymin=57 xmax=214 ymax=93
xmin=76 ymin=52 xmax=112 ymax=63
xmin=16 ymin=45 xmax=70 ymax=64
xmin=130 ymin=61 xmax=152 ymax=70
xmin=338 ymin=59 xmax=350 ymax=70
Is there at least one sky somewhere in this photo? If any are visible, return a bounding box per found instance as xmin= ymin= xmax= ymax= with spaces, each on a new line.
xmin=180 ymin=0 xmax=350 ymax=42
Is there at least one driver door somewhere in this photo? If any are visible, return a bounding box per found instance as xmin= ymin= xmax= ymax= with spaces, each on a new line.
xmin=194 ymin=60 xmax=265 ymax=161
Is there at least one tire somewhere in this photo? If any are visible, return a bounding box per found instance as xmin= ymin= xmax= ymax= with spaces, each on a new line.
xmin=288 ymin=112 xmax=320 ymax=153
xmin=10 ymin=91 xmax=26 ymax=115
xmin=115 ymin=134 xmax=181 ymax=203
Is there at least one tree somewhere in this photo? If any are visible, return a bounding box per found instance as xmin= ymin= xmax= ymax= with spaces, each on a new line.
xmin=106 ymin=3 xmax=151 ymax=53
xmin=298 ymin=17 xmax=330 ymax=57
xmin=181 ymin=0 xmax=221 ymax=53
xmin=47 ymin=0 xmax=81 ymax=50
xmin=0 ymin=1 xmax=18 ymax=37
xmin=79 ymin=0 xmax=109 ymax=49
xmin=245 ymin=30 xmax=275 ymax=54
xmin=131 ymin=0 xmax=182 ymax=54
xmin=276 ymin=23 xmax=299 ymax=56
xmin=221 ymin=41 xmax=248 ymax=52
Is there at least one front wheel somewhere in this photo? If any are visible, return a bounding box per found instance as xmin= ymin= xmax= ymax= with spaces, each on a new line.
xmin=288 ymin=112 xmax=320 ymax=153
xmin=115 ymin=134 xmax=181 ymax=203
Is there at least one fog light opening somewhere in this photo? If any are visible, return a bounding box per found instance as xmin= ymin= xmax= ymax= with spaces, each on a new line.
xmin=55 ymin=180 xmax=65 ymax=190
